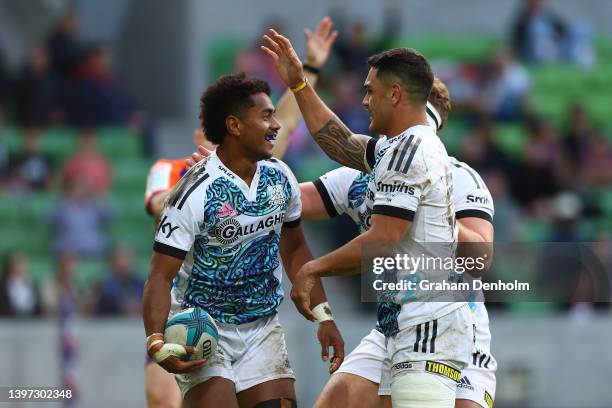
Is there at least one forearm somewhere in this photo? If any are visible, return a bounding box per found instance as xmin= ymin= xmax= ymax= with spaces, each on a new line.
xmin=457 ymin=223 xmax=493 ymax=277
xmin=143 ymin=273 xmax=173 ymax=336
xmin=271 ymin=71 xmax=319 ymax=158
xmin=294 ymin=85 xmax=369 ymax=171
xmin=285 ymin=240 xmax=328 ymax=306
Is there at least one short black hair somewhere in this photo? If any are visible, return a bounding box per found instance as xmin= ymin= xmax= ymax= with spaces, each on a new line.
xmin=199 ymin=73 xmax=271 ymax=144
xmin=367 ymin=48 xmax=433 ymax=104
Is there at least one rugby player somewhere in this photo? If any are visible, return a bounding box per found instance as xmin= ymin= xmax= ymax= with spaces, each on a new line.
xmin=262 ymin=32 xmax=473 ymax=407
xmin=309 ymin=79 xmax=497 ymax=408
xmin=142 ymin=17 xmax=339 ymax=408
xmin=189 ymin=79 xmax=498 ymax=408
xmin=143 ymin=72 xmax=341 ymax=408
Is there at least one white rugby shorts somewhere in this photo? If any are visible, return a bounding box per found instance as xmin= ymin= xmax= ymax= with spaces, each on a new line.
xmin=175 ymin=313 xmax=294 ymax=397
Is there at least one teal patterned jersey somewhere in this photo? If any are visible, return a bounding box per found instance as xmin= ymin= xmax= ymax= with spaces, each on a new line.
xmin=154 ymin=152 xmax=301 ymax=324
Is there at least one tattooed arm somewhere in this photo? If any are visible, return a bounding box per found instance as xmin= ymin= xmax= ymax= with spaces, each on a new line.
xmin=292 ymin=84 xmax=372 ymax=172
xmin=262 ymin=29 xmax=372 ymax=172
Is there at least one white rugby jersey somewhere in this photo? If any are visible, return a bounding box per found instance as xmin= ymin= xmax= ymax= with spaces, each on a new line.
xmin=335 ymin=124 xmax=460 ymax=336
xmin=317 ymin=157 xmax=494 ymax=349
xmin=154 ymin=151 xmax=301 ymax=325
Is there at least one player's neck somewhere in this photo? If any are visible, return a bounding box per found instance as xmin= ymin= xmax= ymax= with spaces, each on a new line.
xmin=216 ymin=146 xmax=257 ymax=186
xmin=386 ymin=109 xmax=429 ymax=138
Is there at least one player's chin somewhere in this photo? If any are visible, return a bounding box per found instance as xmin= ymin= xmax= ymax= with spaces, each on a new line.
xmin=258 ymin=146 xmax=274 ymax=160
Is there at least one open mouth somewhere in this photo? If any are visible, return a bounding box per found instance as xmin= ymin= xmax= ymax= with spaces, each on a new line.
xmin=265 ymin=132 xmax=277 ymax=142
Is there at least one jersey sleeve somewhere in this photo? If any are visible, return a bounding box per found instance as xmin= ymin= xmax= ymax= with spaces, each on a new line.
xmin=144 ymin=160 xmax=173 ymax=214
xmin=453 ymin=183 xmax=495 ymax=222
xmin=314 ymin=167 xmax=362 ymax=217
xmin=364 ymin=137 xmax=384 ymax=173
xmin=153 ymin=180 xmax=205 ymax=260
xmin=371 ymin=137 xmax=427 ymax=221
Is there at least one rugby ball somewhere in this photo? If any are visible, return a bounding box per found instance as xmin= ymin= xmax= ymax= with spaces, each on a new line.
xmin=164 ymin=307 xmax=219 ymax=361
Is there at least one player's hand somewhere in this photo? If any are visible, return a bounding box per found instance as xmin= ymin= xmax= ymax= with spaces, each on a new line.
xmin=185 ymin=145 xmax=213 ymax=169
xmin=317 ymin=320 xmax=345 ymax=373
xmin=290 ymin=264 xmax=318 ymax=321
xmin=261 ymin=29 xmax=305 ymax=89
xmin=147 ymin=335 xmax=207 ymax=374
xmin=304 ymin=16 xmax=338 ymax=68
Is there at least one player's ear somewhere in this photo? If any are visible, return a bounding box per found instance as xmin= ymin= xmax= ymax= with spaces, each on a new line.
xmin=390 ymin=83 xmax=402 ymax=105
xmin=226 ymin=115 xmax=242 ymax=137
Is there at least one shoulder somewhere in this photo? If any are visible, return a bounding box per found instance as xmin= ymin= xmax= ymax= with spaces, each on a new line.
xmin=449 ymin=157 xmax=487 ymax=192
xmin=166 ymin=157 xmax=214 ymax=210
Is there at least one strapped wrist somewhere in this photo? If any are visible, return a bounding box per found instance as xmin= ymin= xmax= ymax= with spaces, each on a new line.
xmin=312 ymin=301 xmax=334 ymax=323
xmin=146 ymin=333 xmax=164 ymax=352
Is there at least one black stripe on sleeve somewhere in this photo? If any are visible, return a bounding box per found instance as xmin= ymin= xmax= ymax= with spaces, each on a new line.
xmin=175 ymin=173 xmax=210 ymax=210
xmin=455 ymin=209 xmax=493 ymax=223
xmin=421 ymin=321 xmax=430 ymax=353
xmin=313 ymin=179 xmax=339 ymax=218
xmin=153 ymin=241 xmax=188 ymax=260
xmin=366 ymin=137 xmax=378 ymax=170
xmin=401 ymin=137 xmax=422 ymax=173
xmin=392 ymin=135 xmax=414 ymax=171
xmin=413 ymin=323 xmax=422 ymax=352
xmin=283 ymin=217 xmax=301 ymax=228
xmin=372 ymin=205 xmax=415 ymax=221
xmin=429 ymin=319 xmax=438 ymax=353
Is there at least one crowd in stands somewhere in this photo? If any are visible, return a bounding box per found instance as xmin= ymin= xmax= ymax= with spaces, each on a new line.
xmin=0 ymin=1 xmax=610 ymax=318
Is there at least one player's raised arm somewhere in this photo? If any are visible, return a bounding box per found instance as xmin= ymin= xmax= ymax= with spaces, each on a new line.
xmin=272 ymin=17 xmax=338 ymax=158
xmin=262 ymin=29 xmax=372 ymax=172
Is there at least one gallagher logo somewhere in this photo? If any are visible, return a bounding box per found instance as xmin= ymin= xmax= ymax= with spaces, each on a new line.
xmin=211 ymin=213 xmax=285 ymax=245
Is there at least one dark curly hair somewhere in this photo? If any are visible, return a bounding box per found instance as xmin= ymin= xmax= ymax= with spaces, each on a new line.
xmin=367 ymin=48 xmax=433 ymax=104
xmin=199 ymin=73 xmax=271 ymax=145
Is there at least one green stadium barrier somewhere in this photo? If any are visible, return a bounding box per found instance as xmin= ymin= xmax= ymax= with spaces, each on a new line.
xmin=96 ymin=126 xmax=141 ymax=158
xmin=392 ymin=35 xmax=500 ymax=62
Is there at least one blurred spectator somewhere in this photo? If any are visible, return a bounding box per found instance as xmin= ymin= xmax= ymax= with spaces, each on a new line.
xmin=47 ymin=10 xmax=83 ymax=80
xmin=0 ymin=134 xmax=9 ymax=189
xmin=478 ymin=49 xmax=530 ymax=121
xmin=579 ymin=131 xmax=612 ymax=188
xmin=48 ymin=181 xmax=113 ymax=258
xmin=460 ymin=118 xmax=512 ymax=174
xmin=511 ymin=0 xmax=595 ymax=66
xmin=94 ymin=246 xmax=143 ymax=316
xmin=0 ymin=252 xmax=41 ymax=316
xmin=62 ymin=130 xmax=112 ymax=197
xmin=0 ymin=51 xmax=9 ymax=124
xmin=9 ymin=128 xmax=54 ymax=192
xmin=507 ymin=119 xmax=561 ymax=208
xmin=549 ymin=191 xmax=582 ymax=242
xmin=67 ymin=46 xmax=134 ymax=126
xmin=66 ymin=46 xmax=156 ymax=156
xmin=484 ymin=170 xmax=522 ymax=243
xmin=40 ymin=254 xmax=77 ymax=315
xmin=511 ymin=0 xmax=568 ymax=63
xmin=562 ymin=105 xmax=593 ymax=169
xmin=13 ymin=47 xmax=62 ymax=127
xmin=331 ymin=73 xmax=371 ymax=135
xmin=332 ymin=3 xmax=400 ymax=78
xmin=235 ymin=19 xmax=287 ymax=98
